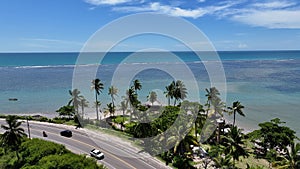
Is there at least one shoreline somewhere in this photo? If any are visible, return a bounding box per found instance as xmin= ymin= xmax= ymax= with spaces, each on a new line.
xmin=223 ymin=115 xmax=257 ymax=134
xmin=3 ymin=111 xmax=299 ymax=144
xmin=2 ymin=110 xmax=258 ymax=135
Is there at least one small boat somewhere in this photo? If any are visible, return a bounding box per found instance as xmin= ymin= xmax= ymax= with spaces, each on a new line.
xmin=8 ymin=98 xmax=18 ymax=101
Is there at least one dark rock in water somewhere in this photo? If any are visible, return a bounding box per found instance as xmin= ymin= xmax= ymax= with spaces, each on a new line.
xmin=8 ymin=98 xmax=18 ymax=101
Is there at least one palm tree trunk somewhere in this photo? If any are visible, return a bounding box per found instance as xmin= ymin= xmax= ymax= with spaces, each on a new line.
xmin=95 ymin=93 xmax=99 ymax=121
xmin=131 ymin=108 xmax=135 ymax=121
xmin=16 ymin=149 xmax=20 ymax=160
xmin=233 ymin=158 xmax=235 ymax=167
xmin=195 ymin=122 xmax=197 ymax=138
xmin=76 ymin=106 xmax=79 ymax=117
xmin=233 ymin=112 xmax=236 ymax=127
xmin=180 ymin=142 xmax=184 ymax=155
xmin=206 ymin=101 xmax=211 ymax=119
xmin=122 ymin=110 xmax=125 ymax=131
xmin=130 ymin=101 xmax=135 ymax=122
xmin=81 ymin=106 xmax=84 ymax=119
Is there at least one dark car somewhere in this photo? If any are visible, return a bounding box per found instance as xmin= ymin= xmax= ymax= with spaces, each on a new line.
xmin=42 ymin=131 xmax=47 ymax=137
xmin=60 ymin=130 xmax=72 ymax=137
xmin=90 ymin=149 xmax=104 ymax=160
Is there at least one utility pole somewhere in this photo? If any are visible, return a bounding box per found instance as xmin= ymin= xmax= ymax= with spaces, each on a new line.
xmin=26 ymin=117 xmax=31 ymax=139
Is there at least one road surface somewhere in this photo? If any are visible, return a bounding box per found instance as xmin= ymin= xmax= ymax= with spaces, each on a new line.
xmin=0 ymin=119 xmax=171 ymax=169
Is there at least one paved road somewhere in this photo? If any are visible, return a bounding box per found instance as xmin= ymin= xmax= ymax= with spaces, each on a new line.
xmin=0 ymin=119 xmax=171 ymax=169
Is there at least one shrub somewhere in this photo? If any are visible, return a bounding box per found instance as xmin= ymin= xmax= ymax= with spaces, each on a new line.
xmin=0 ymin=138 xmax=105 ymax=169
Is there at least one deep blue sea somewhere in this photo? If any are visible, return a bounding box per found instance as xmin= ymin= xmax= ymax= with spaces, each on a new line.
xmin=0 ymin=51 xmax=299 ymax=136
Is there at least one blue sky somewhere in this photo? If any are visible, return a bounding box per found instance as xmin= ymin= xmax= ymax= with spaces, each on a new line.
xmin=0 ymin=0 xmax=300 ymax=52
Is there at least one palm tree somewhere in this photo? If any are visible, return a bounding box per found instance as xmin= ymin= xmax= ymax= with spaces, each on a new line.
xmin=205 ymin=87 xmax=220 ymax=104
xmin=68 ymin=89 xmax=82 ymax=115
xmin=174 ymin=80 xmax=187 ymax=106
xmin=164 ymin=81 xmax=175 ymax=106
xmin=105 ymin=103 xmax=115 ymax=119
xmin=166 ymin=115 xmax=198 ymax=156
xmin=122 ymin=90 xmax=130 ymax=108
xmin=108 ymin=85 xmax=118 ymax=108
xmin=213 ymin=98 xmax=225 ymax=116
xmin=209 ymin=145 xmax=233 ymax=168
xmin=0 ymin=115 xmax=27 ymax=160
xmin=205 ymin=87 xmax=220 ymax=111
xmin=222 ymin=126 xmax=248 ymax=166
xmin=80 ymin=97 xmax=89 ymax=119
xmin=169 ymin=133 xmax=199 ymax=156
xmin=120 ymin=100 xmax=127 ymax=130
xmin=91 ymin=78 xmax=104 ymax=121
xmin=123 ymin=90 xmax=132 ymax=121
xmin=128 ymin=87 xmax=140 ymax=120
xmin=180 ymin=101 xmax=205 ymax=138
xmin=195 ymin=103 xmax=206 ymax=138
xmin=128 ymin=87 xmax=137 ymax=106
xmin=147 ymin=91 xmax=157 ymax=105
xmin=274 ymin=142 xmax=300 ymax=169
xmin=93 ymin=101 xmax=102 ymax=119
xmin=227 ymin=101 xmax=245 ymax=127
xmin=56 ymin=105 xmax=75 ymax=119
xmin=133 ymin=79 xmax=142 ymax=94
xmin=213 ymin=154 xmax=233 ymax=168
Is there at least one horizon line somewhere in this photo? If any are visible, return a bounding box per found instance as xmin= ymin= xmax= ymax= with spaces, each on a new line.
xmin=1 ymin=49 xmax=300 ymax=53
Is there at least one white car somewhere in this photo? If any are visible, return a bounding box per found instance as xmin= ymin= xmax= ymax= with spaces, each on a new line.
xmin=90 ymin=149 xmax=104 ymax=160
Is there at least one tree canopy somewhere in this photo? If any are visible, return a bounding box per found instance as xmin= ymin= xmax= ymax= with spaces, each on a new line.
xmin=0 ymin=138 xmax=105 ymax=169
xmin=248 ymin=118 xmax=298 ymax=156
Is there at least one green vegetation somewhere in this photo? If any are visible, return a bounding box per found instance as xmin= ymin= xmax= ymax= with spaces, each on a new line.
xmin=0 ymin=138 xmax=106 ymax=169
xmin=1 ymin=78 xmax=299 ymax=169
xmin=91 ymin=78 xmax=104 ymax=121
xmin=227 ymin=101 xmax=245 ymax=127
xmin=247 ymin=118 xmax=299 ymax=168
xmin=1 ymin=115 xmax=27 ymax=160
xmin=96 ymin=79 xmax=298 ymax=169
xmin=114 ymin=115 xmax=129 ymax=124
xmin=147 ymin=91 xmax=157 ymax=105
xmin=0 ymin=116 xmax=105 ymax=169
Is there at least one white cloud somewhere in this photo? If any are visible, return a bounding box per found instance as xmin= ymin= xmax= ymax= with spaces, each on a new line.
xmin=213 ymin=0 xmax=300 ymax=29
xmin=150 ymin=2 xmax=207 ymax=18
xmin=113 ymin=2 xmax=206 ymax=18
xmin=24 ymin=43 xmax=50 ymax=49
xmin=21 ymin=38 xmax=83 ymax=51
xmin=114 ymin=2 xmax=236 ymax=19
xmin=87 ymin=0 xmax=300 ymax=29
xmin=252 ymin=1 xmax=297 ymax=9
xmin=238 ymin=43 xmax=248 ymax=49
xmin=212 ymin=40 xmax=250 ymax=50
xmin=21 ymin=38 xmax=83 ymax=45
xmin=235 ymin=33 xmax=247 ymax=36
xmin=85 ymin=0 xmax=132 ymax=5
xmin=232 ymin=9 xmax=300 ymax=28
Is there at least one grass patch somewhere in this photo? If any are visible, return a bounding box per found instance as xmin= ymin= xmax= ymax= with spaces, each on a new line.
xmin=84 ymin=124 xmax=144 ymax=149
xmin=114 ymin=116 xmax=129 ymax=124
xmin=236 ymin=155 xmax=270 ymax=169
xmin=85 ymin=124 xmax=133 ymax=139
xmin=64 ymin=120 xmax=77 ymax=126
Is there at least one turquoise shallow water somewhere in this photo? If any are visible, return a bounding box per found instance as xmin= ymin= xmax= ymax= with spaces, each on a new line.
xmin=0 ymin=51 xmax=299 ymax=136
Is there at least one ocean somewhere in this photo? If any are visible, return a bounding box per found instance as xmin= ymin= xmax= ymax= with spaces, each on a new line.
xmin=0 ymin=51 xmax=299 ymax=136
